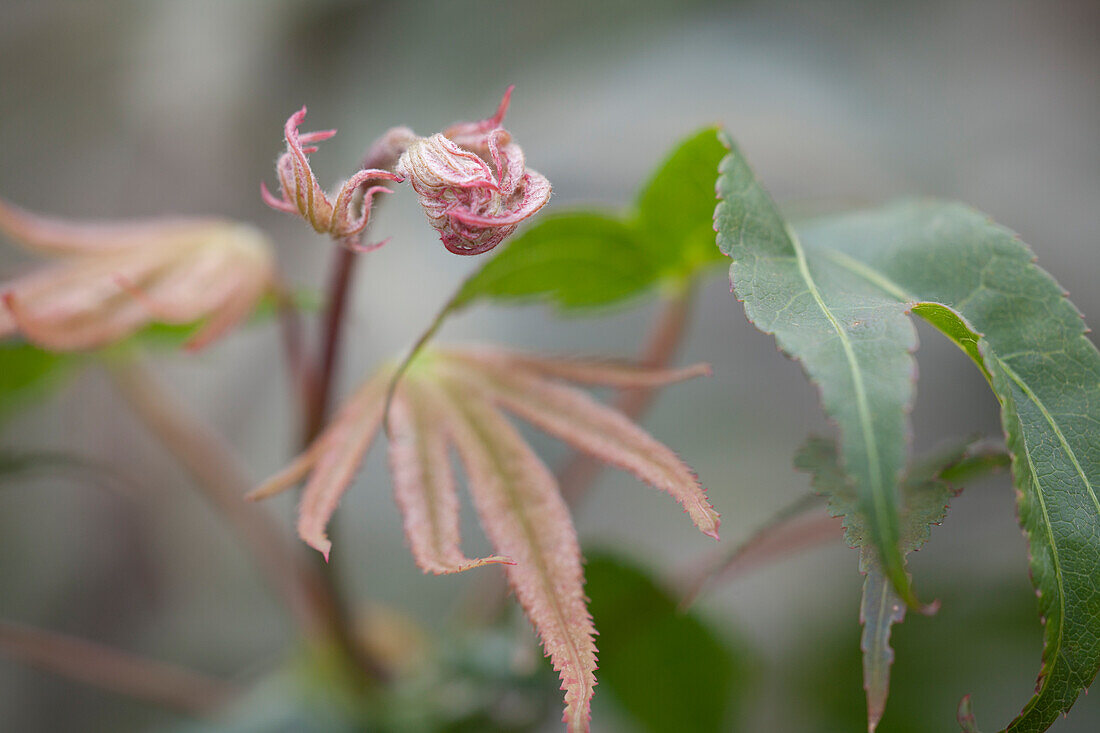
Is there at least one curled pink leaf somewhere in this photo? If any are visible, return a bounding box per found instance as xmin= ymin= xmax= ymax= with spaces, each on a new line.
xmin=442 ymin=85 xmax=513 ymax=153
xmin=0 ymin=200 xmax=275 ymax=352
xmin=263 ymin=107 xmax=401 ymax=240
xmin=396 ymin=88 xmax=551 ymax=255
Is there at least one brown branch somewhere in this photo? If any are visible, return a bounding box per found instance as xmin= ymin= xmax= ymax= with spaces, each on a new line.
xmin=0 ymin=619 xmax=237 ymax=715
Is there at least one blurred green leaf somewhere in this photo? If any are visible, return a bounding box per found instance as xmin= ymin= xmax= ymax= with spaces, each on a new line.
xmin=635 ymin=126 xmax=728 ymax=279
xmin=797 ymin=578 xmax=1093 ymax=733
xmin=454 ymin=128 xmax=727 ymax=313
xmin=0 ymin=341 xmax=70 ymax=419
xmin=584 ymin=551 xmax=745 ymax=733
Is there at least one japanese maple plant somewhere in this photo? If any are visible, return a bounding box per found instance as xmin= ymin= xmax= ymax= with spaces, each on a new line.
xmin=1 ymin=87 xmax=1098 ymax=733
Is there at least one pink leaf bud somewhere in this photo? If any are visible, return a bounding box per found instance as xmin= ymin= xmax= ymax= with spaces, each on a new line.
xmin=262 ymin=107 xmax=402 ymax=240
xmin=396 ymin=87 xmax=551 ymax=255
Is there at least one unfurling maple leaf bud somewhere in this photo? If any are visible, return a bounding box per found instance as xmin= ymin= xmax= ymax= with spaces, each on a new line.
xmin=0 ymin=198 xmax=276 ymax=352
xmin=396 ymin=87 xmax=552 ymax=255
xmin=262 ymin=107 xmax=402 ymax=240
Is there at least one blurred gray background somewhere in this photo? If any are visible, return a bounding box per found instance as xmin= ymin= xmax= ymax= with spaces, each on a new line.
xmin=1 ymin=0 xmax=1098 ymax=730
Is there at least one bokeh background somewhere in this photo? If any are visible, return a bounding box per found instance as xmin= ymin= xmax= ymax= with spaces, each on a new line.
xmin=1 ymin=0 xmax=1098 ymax=730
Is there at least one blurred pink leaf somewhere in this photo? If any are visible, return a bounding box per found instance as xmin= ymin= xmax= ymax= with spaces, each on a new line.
xmin=0 ymin=198 xmax=275 ymax=352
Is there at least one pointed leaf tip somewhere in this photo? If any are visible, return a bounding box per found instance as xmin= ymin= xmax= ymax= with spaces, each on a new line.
xmin=957 ymin=695 xmax=982 ymax=733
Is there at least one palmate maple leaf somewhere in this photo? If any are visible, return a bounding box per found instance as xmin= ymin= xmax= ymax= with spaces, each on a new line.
xmin=249 ymin=345 xmax=721 ymax=731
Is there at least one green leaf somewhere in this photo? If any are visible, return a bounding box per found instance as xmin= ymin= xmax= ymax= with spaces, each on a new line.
xmin=714 ymin=137 xmax=920 ymax=609
xmin=634 ymin=126 xmax=729 ymax=280
xmin=454 ymin=128 xmax=727 ymax=313
xmin=453 ymin=213 xmax=657 ymax=310
xmin=584 ymin=551 xmax=745 ymax=733
xmin=796 ymin=437 xmax=1003 ymax=731
xmin=0 ymin=341 xmax=70 ymax=419
xmin=797 ymin=201 xmax=1100 ymax=732
xmin=716 ymin=136 xmax=1100 ymax=729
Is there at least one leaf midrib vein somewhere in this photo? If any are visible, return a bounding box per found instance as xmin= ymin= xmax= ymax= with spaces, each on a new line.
xmin=785 ymin=226 xmax=892 ymax=557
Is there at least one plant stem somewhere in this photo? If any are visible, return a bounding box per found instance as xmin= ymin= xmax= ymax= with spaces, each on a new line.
xmin=290 ymin=150 xmax=413 ymax=685
xmin=558 ymin=282 xmax=697 ymax=506
xmin=679 ymin=494 xmax=836 ymax=609
xmin=109 ymin=360 xmax=334 ymax=641
xmin=296 ymin=237 xmax=393 ymax=687
xmin=274 ymin=277 xmax=315 ymax=419
xmin=303 ymin=243 xmax=358 ymax=443
xmin=0 ymin=618 xmax=238 ymax=715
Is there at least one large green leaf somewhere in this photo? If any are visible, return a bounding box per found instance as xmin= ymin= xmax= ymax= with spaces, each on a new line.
xmin=800 ymin=203 xmax=1100 ymax=732
xmin=714 ymin=139 xmax=920 ymax=609
xmin=454 ymin=128 xmax=727 ymax=312
xmin=584 ymin=551 xmax=744 ymax=733
xmin=716 ymin=136 xmax=1100 ymax=731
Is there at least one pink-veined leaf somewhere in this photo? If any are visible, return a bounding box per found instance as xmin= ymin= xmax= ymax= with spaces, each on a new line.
xmin=439 ymin=353 xmax=720 ymax=539
xmin=387 ymin=380 xmax=512 ymax=574
xmin=432 ymin=375 xmax=598 ymax=733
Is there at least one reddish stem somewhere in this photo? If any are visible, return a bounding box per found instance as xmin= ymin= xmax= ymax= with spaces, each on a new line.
xmin=303 ymin=243 xmax=358 ymax=443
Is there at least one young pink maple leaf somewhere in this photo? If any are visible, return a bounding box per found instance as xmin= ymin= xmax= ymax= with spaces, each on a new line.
xmin=0 ymin=197 xmax=276 ymax=352
xmin=396 ymin=87 xmax=552 ymax=255
xmin=261 ymin=107 xmax=402 ymax=241
xmin=250 ymin=345 xmax=720 ymax=731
